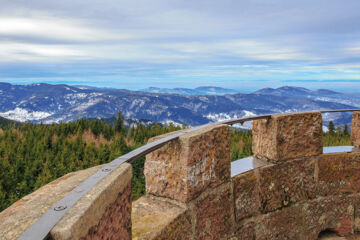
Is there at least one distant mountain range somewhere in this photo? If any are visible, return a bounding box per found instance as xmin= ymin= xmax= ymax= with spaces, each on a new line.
xmin=0 ymin=83 xmax=358 ymax=128
xmin=141 ymin=86 xmax=239 ymax=95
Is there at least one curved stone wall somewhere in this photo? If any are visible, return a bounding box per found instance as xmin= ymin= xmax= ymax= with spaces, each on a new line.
xmin=0 ymin=163 xmax=132 ymax=240
xmin=133 ymin=111 xmax=360 ymax=239
xmin=1 ymin=111 xmax=360 ymax=239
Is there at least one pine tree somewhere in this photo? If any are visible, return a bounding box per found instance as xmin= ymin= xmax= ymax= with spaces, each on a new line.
xmin=328 ymin=121 xmax=335 ymax=134
xmin=115 ymin=112 xmax=124 ymax=133
xmin=343 ymin=124 xmax=349 ymax=136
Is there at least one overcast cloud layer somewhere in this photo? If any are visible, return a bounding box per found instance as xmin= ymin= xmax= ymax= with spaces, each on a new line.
xmin=1 ymin=0 xmax=360 ymax=91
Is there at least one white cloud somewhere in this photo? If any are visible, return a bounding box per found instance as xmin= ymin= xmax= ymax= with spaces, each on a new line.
xmin=0 ymin=41 xmax=86 ymax=61
xmin=0 ymin=0 xmax=360 ymax=89
xmin=0 ymin=16 xmax=133 ymax=42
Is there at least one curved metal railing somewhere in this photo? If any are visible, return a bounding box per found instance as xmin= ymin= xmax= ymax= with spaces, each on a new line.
xmin=19 ymin=109 xmax=359 ymax=239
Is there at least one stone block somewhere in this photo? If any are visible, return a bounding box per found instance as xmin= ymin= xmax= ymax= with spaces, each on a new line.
xmin=353 ymin=194 xmax=360 ymax=232
xmin=256 ymin=196 xmax=354 ymax=240
xmin=258 ymin=157 xmax=316 ymax=213
xmin=144 ymin=124 xmax=230 ymax=203
xmin=81 ymin=182 xmax=132 ymax=240
xmin=0 ymin=165 xmax=103 ymax=240
xmin=232 ymin=220 xmax=256 ymax=240
xmin=51 ymin=163 xmax=132 ymax=240
xmin=318 ymin=152 xmax=360 ymax=196
xmin=132 ymin=196 xmax=191 ymax=240
xmin=194 ymin=183 xmax=233 ymax=240
xmin=253 ymin=112 xmax=322 ymax=163
xmin=351 ymin=111 xmax=360 ymax=147
xmin=233 ymin=170 xmax=261 ymax=221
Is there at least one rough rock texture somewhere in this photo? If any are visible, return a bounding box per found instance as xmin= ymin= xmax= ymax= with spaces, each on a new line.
xmin=351 ymin=111 xmax=360 ymax=147
xmin=318 ymin=152 xmax=360 ymax=196
xmin=253 ymin=112 xmax=322 ymax=163
xmin=233 ymin=170 xmax=261 ymax=221
xmin=144 ymin=124 xmax=230 ymax=203
xmin=0 ymin=165 xmax=103 ymax=240
xmin=258 ymin=157 xmax=316 ymax=213
xmin=319 ymin=234 xmax=360 ymax=240
xmin=132 ymin=196 xmax=191 ymax=240
xmin=81 ymin=182 xmax=132 ymax=240
xmin=255 ymin=196 xmax=354 ymax=240
xmin=194 ymin=182 xmax=234 ymax=240
xmin=232 ymin=220 xmax=256 ymax=240
xmin=353 ymin=194 xmax=360 ymax=233
xmin=50 ymin=163 xmax=132 ymax=240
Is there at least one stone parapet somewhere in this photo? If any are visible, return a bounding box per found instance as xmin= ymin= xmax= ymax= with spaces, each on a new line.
xmin=51 ymin=163 xmax=132 ymax=239
xmin=252 ymin=112 xmax=323 ymax=163
xmin=351 ymin=111 xmax=360 ymax=148
xmin=144 ymin=124 xmax=230 ymax=203
xmin=0 ymin=163 xmax=132 ymax=240
xmin=4 ymin=111 xmax=360 ymax=240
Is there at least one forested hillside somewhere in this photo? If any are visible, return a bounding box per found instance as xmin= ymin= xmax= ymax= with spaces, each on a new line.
xmin=0 ymin=117 xmax=352 ymax=212
xmin=0 ymin=113 xmax=182 ymax=211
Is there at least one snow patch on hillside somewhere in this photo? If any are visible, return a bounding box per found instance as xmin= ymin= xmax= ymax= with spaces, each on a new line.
xmin=205 ymin=110 xmax=256 ymax=122
xmin=161 ymin=120 xmax=183 ymax=127
xmin=0 ymin=108 xmax=52 ymax=121
xmin=73 ymin=99 xmax=103 ymax=111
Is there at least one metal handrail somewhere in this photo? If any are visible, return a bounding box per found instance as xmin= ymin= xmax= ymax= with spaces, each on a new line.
xmin=18 ymin=109 xmax=359 ymax=239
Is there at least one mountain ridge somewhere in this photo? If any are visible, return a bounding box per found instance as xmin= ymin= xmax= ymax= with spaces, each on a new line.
xmin=0 ymin=83 xmax=358 ymax=127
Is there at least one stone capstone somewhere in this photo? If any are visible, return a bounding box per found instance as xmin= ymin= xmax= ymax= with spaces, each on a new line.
xmin=50 ymin=163 xmax=132 ymax=240
xmin=144 ymin=124 xmax=230 ymax=203
xmin=0 ymin=165 xmax=103 ymax=240
xmin=253 ymin=112 xmax=323 ymax=163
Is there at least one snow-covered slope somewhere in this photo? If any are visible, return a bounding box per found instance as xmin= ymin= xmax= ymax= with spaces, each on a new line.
xmin=0 ymin=83 xmax=357 ymax=127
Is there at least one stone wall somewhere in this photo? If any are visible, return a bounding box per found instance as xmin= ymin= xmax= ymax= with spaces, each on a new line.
xmin=0 ymin=163 xmax=132 ymax=240
xmin=133 ymin=111 xmax=360 ymax=240
xmin=2 ymin=111 xmax=360 ymax=240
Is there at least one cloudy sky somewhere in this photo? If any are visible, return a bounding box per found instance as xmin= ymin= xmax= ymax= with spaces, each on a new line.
xmin=1 ymin=0 xmax=360 ymax=92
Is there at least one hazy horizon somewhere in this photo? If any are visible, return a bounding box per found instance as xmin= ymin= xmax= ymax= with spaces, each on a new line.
xmin=1 ymin=81 xmax=359 ymax=94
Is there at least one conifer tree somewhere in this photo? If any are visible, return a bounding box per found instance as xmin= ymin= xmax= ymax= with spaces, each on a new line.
xmin=115 ymin=112 xmax=124 ymax=133
xmin=343 ymin=124 xmax=349 ymax=136
xmin=328 ymin=121 xmax=335 ymax=134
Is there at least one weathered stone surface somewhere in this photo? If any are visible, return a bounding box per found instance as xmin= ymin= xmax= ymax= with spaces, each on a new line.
xmin=81 ymin=182 xmax=132 ymax=240
xmin=318 ymin=232 xmax=360 ymax=240
xmin=255 ymin=196 xmax=354 ymax=240
xmin=232 ymin=220 xmax=256 ymax=240
xmin=194 ymin=182 xmax=233 ymax=240
xmin=233 ymin=170 xmax=261 ymax=221
xmin=51 ymin=163 xmax=132 ymax=240
xmin=258 ymin=157 xmax=316 ymax=213
xmin=351 ymin=111 xmax=360 ymax=147
xmin=145 ymin=124 xmax=230 ymax=203
xmin=318 ymin=152 xmax=360 ymax=196
xmin=132 ymin=196 xmax=191 ymax=240
xmin=352 ymin=194 xmax=360 ymax=232
xmin=0 ymin=164 xmax=103 ymax=240
xmin=253 ymin=112 xmax=322 ymax=163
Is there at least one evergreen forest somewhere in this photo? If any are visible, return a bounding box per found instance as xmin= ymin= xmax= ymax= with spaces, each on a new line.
xmin=0 ymin=116 xmax=352 ymax=212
